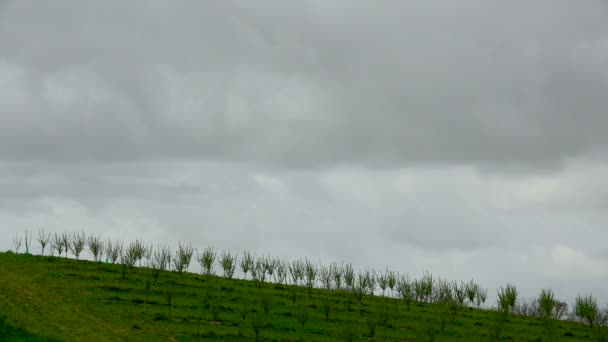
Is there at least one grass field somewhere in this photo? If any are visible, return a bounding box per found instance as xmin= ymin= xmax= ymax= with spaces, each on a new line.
xmin=0 ymin=251 xmax=598 ymax=341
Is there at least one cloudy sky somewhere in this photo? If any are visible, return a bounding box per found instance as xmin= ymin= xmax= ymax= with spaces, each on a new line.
xmin=1 ymin=1 xmax=608 ymax=305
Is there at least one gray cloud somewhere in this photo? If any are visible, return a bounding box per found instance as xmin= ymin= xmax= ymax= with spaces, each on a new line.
xmin=1 ymin=1 xmax=607 ymax=168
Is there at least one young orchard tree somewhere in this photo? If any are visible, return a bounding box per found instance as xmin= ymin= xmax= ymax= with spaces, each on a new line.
xmin=514 ymin=298 xmax=537 ymax=317
xmin=126 ymin=239 xmax=146 ymax=267
xmin=464 ymin=280 xmax=479 ymax=307
xmin=240 ymin=251 xmax=255 ymax=279
xmin=164 ymin=281 xmax=176 ymax=319
xmin=355 ymin=272 xmax=367 ymax=304
xmin=262 ymin=256 xmax=278 ymax=282
xmin=143 ymin=244 xmax=153 ymax=268
xmin=537 ymin=289 xmax=557 ymax=319
xmin=122 ymin=241 xmax=139 ymax=270
xmin=435 ymin=278 xmax=453 ymax=303
xmin=275 ymin=259 xmax=288 ymax=284
xmin=60 ymin=232 xmax=70 ymax=258
xmin=251 ymin=258 xmax=267 ymax=285
xmin=574 ymin=294 xmax=601 ymax=329
xmin=220 ymin=250 xmax=237 ymax=279
xmin=343 ymin=264 xmax=355 ymax=291
xmin=172 ymin=241 xmax=194 ymax=276
xmin=289 ymin=259 xmax=305 ymax=286
xmin=70 ymin=231 xmax=87 ymax=259
xmin=420 ymin=272 xmax=435 ymax=302
xmin=52 ymin=233 xmax=64 ymax=258
xmin=497 ymin=284 xmax=518 ymax=316
xmin=319 ymin=265 xmax=333 ymax=290
xmin=362 ymin=268 xmax=377 ymax=296
xmin=13 ymin=233 xmax=22 ymax=254
xmin=24 ymin=230 xmax=32 ymax=255
xmin=387 ymin=270 xmax=397 ymax=297
xmin=537 ymin=288 xmax=559 ymax=341
xmin=553 ymin=301 xmax=568 ymax=320
xmin=106 ymin=239 xmax=122 ymax=264
xmin=88 ymin=235 xmax=105 ymax=272
xmin=330 ymin=262 xmax=344 ymax=290
xmin=151 ymin=245 xmax=171 ymax=282
xmin=37 ymin=228 xmax=51 ymax=256
xmin=475 ymin=287 xmax=488 ymax=308
xmin=197 ymin=247 xmax=216 ymax=276
xmin=377 ymin=268 xmax=389 ymax=297
xmin=303 ymin=259 xmax=318 ymax=298
xmin=453 ymin=281 xmax=467 ymax=306
xmin=397 ymin=274 xmax=415 ymax=309
xmin=413 ymin=279 xmax=423 ymax=302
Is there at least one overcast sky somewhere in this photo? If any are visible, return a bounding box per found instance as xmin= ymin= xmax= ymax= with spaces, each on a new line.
xmin=1 ymin=1 xmax=608 ymax=306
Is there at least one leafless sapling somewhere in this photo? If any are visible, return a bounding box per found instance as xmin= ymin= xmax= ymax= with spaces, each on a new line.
xmin=70 ymin=231 xmax=87 ymax=259
xmin=88 ymin=235 xmax=105 ymax=272
xmin=13 ymin=233 xmax=22 ymax=254
xmin=240 ymin=251 xmax=255 ymax=279
xmin=197 ymin=247 xmax=216 ymax=276
xmin=303 ymin=258 xmax=317 ymax=298
xmin=220 ymin=250 xmax=237 ymax=279
xmin=24 ymin=230 xmax=32 ymax=255
xmin=37 ymin=228 xmax=51 ymax=256
xmin=52 ymin=233 xmax=64 ymax=257
xmin=172 ymin=241 xmax=194 ymax=276
xmin=60 ymin=232 xmax=70 ymax=258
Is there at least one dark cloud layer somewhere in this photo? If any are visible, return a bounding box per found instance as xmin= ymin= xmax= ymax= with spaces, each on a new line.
xmin=1 ymin=1 xmax=607 ymax=168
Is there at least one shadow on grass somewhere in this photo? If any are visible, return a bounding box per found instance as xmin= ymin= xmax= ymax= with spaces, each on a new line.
xmin=0 ymin=317 xmax=64 ymax=342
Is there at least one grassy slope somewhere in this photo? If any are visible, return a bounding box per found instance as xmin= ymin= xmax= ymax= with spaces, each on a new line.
xmin=0 ymin=252 xmax=595 ymax=341
xmin=0 ymin=316 xmax=63 ymax=342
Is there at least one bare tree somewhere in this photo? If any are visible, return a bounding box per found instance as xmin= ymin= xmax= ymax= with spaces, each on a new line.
xmin=251 ymin=258 xmax=266 ymax=284
xmin=362 ymin=268 xmax=376 ymax=296
xmin=24 ymin=230 xmax=32 ymax=255
xmin=106 ymin=239 xmax=122 ymax=264
xmin=475 ymin=287 xmax=487 ymax=308
xmin=70 ymin=232 xmax=87 ymax=259
xmin=123 ymin=240 xmax=140 ymax=270
xmin=88 ymin=235 xmax=105 ymax=272
xmin=397 ymin=274 xmax=415 ymax=308
xmin=330 ymin=262 xmax=344 ymax=290
xmin=275 ymin=259 xmax=288 ymax=284
xmin=262 ymin=255 xmax=278 ymax=282
xmin=13 ymin=233 xmax=22 ymax=254
xmin=143 ymin=243 xmax=153 ymax=268
xmin=319 ymin=265 xmax=332 ymax=290
xmin=129 ymin=239 xmax=146 ymax=267
xmin=240 ymin=251 xmax=255 ymax=279
xmin=172 ymin=241 xmax=194 ymax=276
xmin=220 ymin=250 xmax=237 ymax=279
xmin=289 ymin=259 xmax=305 ymax=286
xmin=304 ymin=258 xmax=317 ymax=298
xmin=52 ymin=233 xmax=64 ymax=257
xmin=196 ymin=247 xmax=216 ymax=276
xmin=343 ymin=264 xmax=355 ymax=291
xmin=60 ymin=232 xmax=70 ymax=258
xmin=37 ymin=228 xmax=51 ymax=256
xmin=151 ymin=245 xmax=171 ymax=282
xmin=387 ymin=270 xmax=397 ymax=297
xmin=377 ymin=268 xmax=389 ymax=297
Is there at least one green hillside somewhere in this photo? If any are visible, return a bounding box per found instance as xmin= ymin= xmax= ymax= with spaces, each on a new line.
xmin=0 ymin=251 xmax=599 ymax=341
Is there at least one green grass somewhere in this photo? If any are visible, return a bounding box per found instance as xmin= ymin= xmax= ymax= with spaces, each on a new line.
xmin=0 ymin=251 xmax=596 ymax=341
xmin=0 ymin=316 xmax=63 ymax=342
